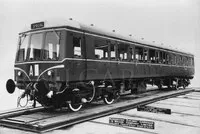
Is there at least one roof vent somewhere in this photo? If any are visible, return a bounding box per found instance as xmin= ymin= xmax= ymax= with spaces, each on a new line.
xmin=69 ymin=18 xmax=73 ymax=20
xmin=129 ymin=34 xmax=132 ymax=37
xmin=112 ymin=30 xmax=115 ymax=32
xmin=90 ymin=24 xmax=94 ymax=26
xmin=141 ymin=38 xmax=144 ymax=40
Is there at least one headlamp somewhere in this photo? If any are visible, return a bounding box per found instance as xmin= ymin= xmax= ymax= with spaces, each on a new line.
xmin=17 ymin=71 xmax=22 ymax=76
xmin=47 ymin=70 xmax=53 ymax=76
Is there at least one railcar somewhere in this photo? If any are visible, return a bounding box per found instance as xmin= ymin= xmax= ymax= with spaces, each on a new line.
xmin=6 ymin=19 xmax=194 ymax=111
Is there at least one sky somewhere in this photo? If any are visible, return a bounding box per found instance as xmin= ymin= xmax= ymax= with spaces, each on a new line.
xmin=0 ymin=0 xmax=200 ymax=87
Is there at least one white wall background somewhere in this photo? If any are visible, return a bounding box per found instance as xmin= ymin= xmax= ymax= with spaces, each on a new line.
xmin=0 ymin=0 xmax=199 ymax=110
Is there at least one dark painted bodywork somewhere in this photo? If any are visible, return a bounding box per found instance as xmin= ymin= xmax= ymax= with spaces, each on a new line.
xmin=14 ymin=26 xmax=194 ymax=86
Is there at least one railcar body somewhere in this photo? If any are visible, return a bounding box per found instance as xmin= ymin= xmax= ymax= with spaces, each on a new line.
xmin=6 ymin=20 xmax=194 ymax=111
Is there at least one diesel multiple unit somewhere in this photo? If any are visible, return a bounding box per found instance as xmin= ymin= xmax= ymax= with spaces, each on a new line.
xmin=6 ymin=20 xmax=194 ymax=111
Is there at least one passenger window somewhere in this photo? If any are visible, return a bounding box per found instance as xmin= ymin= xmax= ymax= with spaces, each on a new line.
xmin=187 ymin=57 xmax=189 ymax=66
xmin=143 ymin=49 xmax=148 ymax=62
xmin=118 ymin=43 xmax=129 ymax=61
xmin=94 ymin=38 xmax=108 ymax=60
xmin=171 ymin=54 xmax=175 ymax=65
xmin=149 ymin=49 xmax=156 ymax=63
xmin=183 ymin=56 xmax=186 ymax=66
xmin=169 ymin=54 xmax=173 ymax=65
xmin=186 ymin=57 xmax=188 ymax=66
xmin=73 ymin=37 xmax=82 ymax=58
xmin=188 ymin=57 xmax=191 ymax=66
xmin=180 ymin=56 xmax=183 ymax=65
xmin=174 ymin=55 xmax=177 ymax=65
xmin=166 ymin=53 xmax=169 ymax=64
xmin=177 ymin=55 xmax=180 ymax=65
xmin=128 ymin=46 xmax=134 ymax=61
xmin=192 ymin=58 xmax=194 ymax=66
xmin=163 ymin=52 xmax=166 ymax=64
xmin=135 ymin=46 xmax=143 ymax=62
xmin=110 ymin=43 xmax=117 ymax=60
xmin=159 ymin=51 xmax=163 ymax=63
xmin=155 ymin=51 xmax=159 ymax=63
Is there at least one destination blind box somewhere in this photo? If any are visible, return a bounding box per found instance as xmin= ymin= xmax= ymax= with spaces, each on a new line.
xmin=31 ymin=22 xmax=44 ymax=29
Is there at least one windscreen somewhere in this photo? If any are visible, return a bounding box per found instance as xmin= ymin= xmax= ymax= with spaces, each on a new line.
xmin=16 ymin=35 xmax=29 ymax=62
xmin=29 ymin=33 xmax=43 ymax=60
xmin=16 ymin=30 xmax=61 ymax=62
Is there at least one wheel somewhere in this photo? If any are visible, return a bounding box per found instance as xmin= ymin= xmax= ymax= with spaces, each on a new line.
xmin=103 ymin=93 xmax=115 ymax=105
xmin=68 ymin=103 xmax=82 ymax=112
xmin=172 ymin=84 xmax=178 ymax=90
xmin=115 ymin=91 xmax=120 ymax=100
xmin=131 ymin=88 xmax=137 ymax=94
xmin=183 ymin=84 xmax=186 ymax=89
xmin=157 ymin=84 xmax=162 ymax=90
xmin=17 ymin=94 xmax=28 ymax=107
xmin=68 ymin=88 xmax=83 ymax=112
xmin=86 ymin=81 xmax=95 ymax=103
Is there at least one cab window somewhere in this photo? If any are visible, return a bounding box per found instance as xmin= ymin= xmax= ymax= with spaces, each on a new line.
xmin=29 ymin=33 xmax=43 ymax=60
xmin=16 ymin=35 xmax=30 ymax=62
xmin=44 ymin=31 xmax=61 ymax=60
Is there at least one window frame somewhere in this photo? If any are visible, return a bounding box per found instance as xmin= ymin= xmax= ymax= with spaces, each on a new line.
xmin=43 ymin=31 xmax=61 ymax=61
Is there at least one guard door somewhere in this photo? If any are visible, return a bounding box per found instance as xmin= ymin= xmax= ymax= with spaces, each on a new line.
xmin=71 ymin=33 xmax=86 ymax=82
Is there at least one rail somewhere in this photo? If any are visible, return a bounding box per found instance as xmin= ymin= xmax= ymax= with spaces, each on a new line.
xmin=0 ymin=88 xmax=194 ymax=133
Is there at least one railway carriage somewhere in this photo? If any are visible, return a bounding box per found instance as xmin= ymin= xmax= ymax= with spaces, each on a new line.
xmin=6 ymin=19 xmax=194 ymax=111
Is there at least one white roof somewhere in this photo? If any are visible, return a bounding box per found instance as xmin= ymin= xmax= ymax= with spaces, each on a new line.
xmin=21 ymin=19 xmax=193 ymax=56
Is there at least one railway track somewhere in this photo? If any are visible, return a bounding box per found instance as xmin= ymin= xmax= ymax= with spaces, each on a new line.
xmin=0 ymin=106 xmax=44 ymax=119
xmin=0 ymin=88 xmax=194 ymax=133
